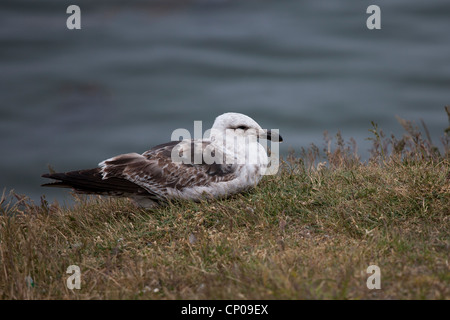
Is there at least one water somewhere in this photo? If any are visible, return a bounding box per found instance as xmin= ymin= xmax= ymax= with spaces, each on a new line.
xmin=1 ymin=0 xmax=449 ymax=204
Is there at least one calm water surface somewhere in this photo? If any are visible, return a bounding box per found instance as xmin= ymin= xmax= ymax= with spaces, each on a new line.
xmin=1 ymin=0 xmax=449 ymax=203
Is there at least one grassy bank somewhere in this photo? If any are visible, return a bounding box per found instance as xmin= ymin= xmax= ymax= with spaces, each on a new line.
xmin=1 ymin=115 xmax=449 ymax=299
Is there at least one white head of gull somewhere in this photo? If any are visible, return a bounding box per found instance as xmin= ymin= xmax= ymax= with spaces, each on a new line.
xmin=41 ymin=112 xmax=282 ymax=208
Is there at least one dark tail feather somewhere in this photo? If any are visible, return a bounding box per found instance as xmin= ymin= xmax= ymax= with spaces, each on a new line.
xmin=41 ymin=168 xmax=150 ymax=196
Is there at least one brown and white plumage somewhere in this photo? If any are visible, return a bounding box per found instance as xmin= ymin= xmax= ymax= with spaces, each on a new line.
xmin=41 ymin=113 xmax=282 ymax=207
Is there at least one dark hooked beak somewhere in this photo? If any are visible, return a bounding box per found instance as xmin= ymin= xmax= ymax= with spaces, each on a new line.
xmin=259 ymin=129 xmax=283 ymax=142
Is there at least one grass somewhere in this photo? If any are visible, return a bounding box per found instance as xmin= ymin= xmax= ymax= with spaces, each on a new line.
xmin=1 ymin=111 xmax=449 ymax=300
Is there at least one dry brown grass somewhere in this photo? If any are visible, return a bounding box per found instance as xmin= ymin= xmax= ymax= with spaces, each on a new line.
xmin=1 ymin=112 xmax=449 ymax=300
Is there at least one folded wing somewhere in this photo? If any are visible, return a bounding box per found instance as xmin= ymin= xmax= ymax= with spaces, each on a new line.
xmin=42 ymin=140 xmax=238 ymax=203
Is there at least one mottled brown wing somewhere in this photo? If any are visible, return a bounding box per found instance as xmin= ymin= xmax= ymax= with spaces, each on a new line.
xmin=100 ymin=140 xmax=238 ymax=198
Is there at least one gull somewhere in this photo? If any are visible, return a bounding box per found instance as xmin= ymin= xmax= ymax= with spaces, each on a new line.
xmin=41 ymin=112 xmax=282 ymax=207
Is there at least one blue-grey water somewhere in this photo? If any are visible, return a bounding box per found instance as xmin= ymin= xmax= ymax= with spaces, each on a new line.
xmin=1 ymin=0 xmax=449 ymax=204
